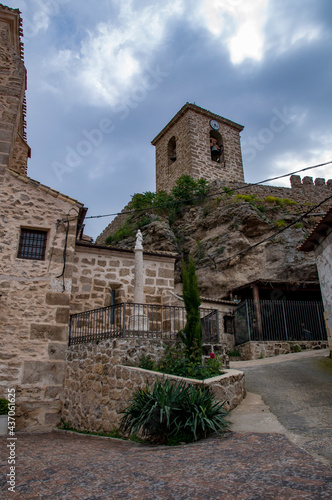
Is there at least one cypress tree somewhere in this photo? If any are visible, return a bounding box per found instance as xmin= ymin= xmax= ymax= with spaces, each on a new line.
xmin=178 ymin=257 xmax=203 ymax=361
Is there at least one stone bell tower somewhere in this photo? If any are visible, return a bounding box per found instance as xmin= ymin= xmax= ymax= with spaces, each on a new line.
xmin=152 ymin=103 xmax=245 ymax=193
xmin=0 ymin=4 xmax=30 ymax=177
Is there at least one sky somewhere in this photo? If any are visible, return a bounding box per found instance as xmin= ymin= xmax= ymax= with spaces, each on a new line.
xmin=4 ymin=0 xmax=332 ymax=240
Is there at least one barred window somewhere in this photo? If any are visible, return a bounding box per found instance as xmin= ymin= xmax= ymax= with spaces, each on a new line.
xmin=17 ymin=229 xmax=47 ymax=260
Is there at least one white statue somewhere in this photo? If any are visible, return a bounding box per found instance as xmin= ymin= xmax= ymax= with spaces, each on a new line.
xmin=135 ymin=229 xmax=143 ymax=250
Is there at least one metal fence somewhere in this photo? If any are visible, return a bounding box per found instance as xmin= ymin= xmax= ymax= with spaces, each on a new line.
xmin=69 ymin=302 xmax=219 ymax=346
xmin=234 ymin=299 xmax=327 ymax=345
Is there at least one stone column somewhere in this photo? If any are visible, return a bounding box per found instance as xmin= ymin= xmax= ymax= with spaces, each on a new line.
xmin=130 ymin=230 xmax=149 ymax=331
xmin=134 ymin=230 xmax=144 ymax=304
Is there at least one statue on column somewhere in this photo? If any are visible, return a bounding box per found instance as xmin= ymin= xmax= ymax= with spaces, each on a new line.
xmin=135 ymin=229 xmax=143 ymax=250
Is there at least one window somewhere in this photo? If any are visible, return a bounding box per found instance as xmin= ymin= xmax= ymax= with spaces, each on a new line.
xmin=210 ymin=132 xmax=223 ymax=163
xmin=168 ymin=136 xmax=177 ymax=165
xmin=224 ymin=315 xmax=235 ymax=334
xmin=17 ymin=229 xmax=47 ymax=260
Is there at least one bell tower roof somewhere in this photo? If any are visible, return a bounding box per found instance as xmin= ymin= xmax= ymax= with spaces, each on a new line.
xmin=151 ymin=102 xmax=244 ymax=145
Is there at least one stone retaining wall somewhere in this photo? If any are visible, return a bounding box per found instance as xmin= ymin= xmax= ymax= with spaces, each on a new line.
xmin=62 ymin=339 xmax=245 ymax=433
xmin=237 ymin=340 xmax=328 ymax=360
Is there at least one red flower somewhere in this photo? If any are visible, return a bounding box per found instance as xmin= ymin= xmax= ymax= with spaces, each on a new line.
xmin=209 ymin=353 xmax=215 ymax=359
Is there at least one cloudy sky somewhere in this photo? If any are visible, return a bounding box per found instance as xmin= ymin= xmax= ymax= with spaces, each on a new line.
xmin=5 ymin=0 xmax=332 ymax=239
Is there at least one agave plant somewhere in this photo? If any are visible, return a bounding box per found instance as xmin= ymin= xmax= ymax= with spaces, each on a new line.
xmin=120 ymin=378 xmax=228 ymax=444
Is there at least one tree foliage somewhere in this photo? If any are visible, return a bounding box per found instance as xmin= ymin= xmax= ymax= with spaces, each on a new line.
xmin=178 ymin=257 xmax=203 ymax=361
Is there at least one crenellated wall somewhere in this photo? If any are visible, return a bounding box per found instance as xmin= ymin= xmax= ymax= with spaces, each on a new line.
xmin=226 ymin=175 xmax=332 ymax=207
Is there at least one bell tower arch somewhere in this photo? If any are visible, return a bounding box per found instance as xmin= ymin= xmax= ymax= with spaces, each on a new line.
xmin=152 ymin=103 xmax=245 ymax=192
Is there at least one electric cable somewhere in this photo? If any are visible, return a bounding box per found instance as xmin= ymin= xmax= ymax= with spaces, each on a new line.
xmin=216 ymin=193 xmax=332 ymax=266
xmin=56 ymin=160 xmax=332 ymax=225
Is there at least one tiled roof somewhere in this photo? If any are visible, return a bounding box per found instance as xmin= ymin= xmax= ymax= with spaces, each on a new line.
xmin=8 ymin=168 xmax=84 ymax=207
xmin=76 ymin=240 xmax=179 ymax=258
xmin=151 ymin=102 xmax=244 ymax=144
xmin=298 ymin=206 xmax=332 ymax=251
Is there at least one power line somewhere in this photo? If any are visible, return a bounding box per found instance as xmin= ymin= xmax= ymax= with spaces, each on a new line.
xmin=234 ymin=160 xmax=332 ymax=191
xmin=84 ymin=160 xmax=332 ymax=220
xmin=217 ymin=193 xmax=332 ymax=266
xmin=59 ymin=160 xmax=332 ymax=225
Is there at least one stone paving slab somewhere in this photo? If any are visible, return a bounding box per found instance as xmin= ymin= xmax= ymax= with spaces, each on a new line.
xmin=1 ymin=431 xmax=332 ymax=499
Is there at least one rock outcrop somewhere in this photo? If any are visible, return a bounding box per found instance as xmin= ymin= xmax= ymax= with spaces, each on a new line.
xmin=96 ymin=181 xmax=330 ymax=298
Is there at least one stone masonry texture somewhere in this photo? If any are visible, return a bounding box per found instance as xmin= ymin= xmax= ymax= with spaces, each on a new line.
xmin=0 ymin=8 xmax=29 ymax=176
xmin=62 ymin=338 xmax=245 ymax=433
xmin=153 ymin=103 xmax=245 ymax=193
xmin=0 ymin=168 xmax=83 ymax=431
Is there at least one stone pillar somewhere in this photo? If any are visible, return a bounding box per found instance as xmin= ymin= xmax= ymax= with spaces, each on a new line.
xmin=252 ymin=284 xmax=263 ymax=340
xmin=130 ymin=230 xmax=149 ymax=331
xmin=134 ymin=230 xmax=144 ymax=304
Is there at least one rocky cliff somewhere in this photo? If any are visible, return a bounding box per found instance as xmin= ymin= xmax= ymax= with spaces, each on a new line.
xmin=96 ymin=179 xmax=330 ymax=299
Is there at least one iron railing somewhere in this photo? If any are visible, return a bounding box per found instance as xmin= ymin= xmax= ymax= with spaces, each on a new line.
xmin=234 ymin=299 xmax=327 ymax=345
xmin=69 ymin=302 xmax=219 ymax=346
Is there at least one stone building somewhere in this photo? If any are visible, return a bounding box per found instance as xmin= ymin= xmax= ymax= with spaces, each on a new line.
xmin=299 ymin=207 xmax=332 ymax=357
xmin=152 ymin=102 xmax=245 ymax=193
xmin=0 ymin=4 xmax=177 ymax=431
xmin=1 ymin=4 xmax=331 ymax=431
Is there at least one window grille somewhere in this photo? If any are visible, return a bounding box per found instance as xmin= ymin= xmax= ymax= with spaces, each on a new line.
xmin=17 ymin=229 xmax=47 ymax=260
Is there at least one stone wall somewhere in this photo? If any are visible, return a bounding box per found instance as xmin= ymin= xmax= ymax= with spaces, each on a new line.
xmin=0 ymin=8 xmax=29 ymax=176
xmin=315 ymin=230 xmax=332 ymax=357
xmin=0 ymin=169 xmax=83 ymax=431
xmin=154 ymin=104 xmax=244 ymax=193
xmin=62 ymin=339 xmax=245 ymax=433
xmin=237 ymin=341 xmax=328 ymax=360
xmin=70 ymin=243 xmax=177 ymax=314
xmin=227 ymin=175 xmax=332 ymax=207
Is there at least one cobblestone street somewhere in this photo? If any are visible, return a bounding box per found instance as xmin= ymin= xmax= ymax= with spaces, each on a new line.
xmin=1 ymin=430 xmax=332 ymax=499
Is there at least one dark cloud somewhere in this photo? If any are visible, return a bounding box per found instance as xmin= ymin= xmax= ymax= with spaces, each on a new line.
xmin=4 ymin=0 xmax=332 ymax=238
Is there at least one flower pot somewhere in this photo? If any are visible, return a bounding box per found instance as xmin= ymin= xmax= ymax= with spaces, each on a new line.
xmin=0 ymin=415 xmax=8 ymax=435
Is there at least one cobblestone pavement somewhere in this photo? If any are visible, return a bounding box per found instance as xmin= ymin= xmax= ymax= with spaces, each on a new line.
xmin=1 ymin=431 xmax=332 ymax=499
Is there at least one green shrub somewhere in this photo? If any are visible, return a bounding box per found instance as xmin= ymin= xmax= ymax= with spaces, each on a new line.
xmin=293 ymin=222 xmax=303 ymax=229
xmin=120 ymin=378 xmax=228 ymax=444
xmin=282 ymin=198 xmax=297 ymax=205
xmin=290 ymin=344 xmax=302 ymax=353
xmin=228 ymin=350 xmax=241 ymax=357
xmin=0 ymin=399 xmax=9 ymax=415
xmin=235 ymin=194 xmax=256 ymax=203
xmin=216 ymin=246 xmax=225 ymax=255
xmin=136 ymin=214 xmax=152 ymax=228
xmin=265 ymin=196 xmax=284 ymax=206
xmin=171 ymin=175 xmax=208 ymax=203
xmin=276 ymin=219 xmax=287 ymax=228
xmin=157 ymin=344 xmax=223 ymax=380
xmin=265 ymin=195 xmax=277 ymax=203
xmin=105 ymin=222 xmax=135 ymax=244
xmin=256 ymin=204 xmax=267 ymax=213
xmin=138 ymin=354 xmax=156 ymax=371
xmin=131 ymin=191 xmax=155 ymax=211
xmin=195 ymin=240 xmax=205 ymax=261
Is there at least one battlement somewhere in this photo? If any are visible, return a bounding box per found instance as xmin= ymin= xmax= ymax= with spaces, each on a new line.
xmin=227 ymin=175 xmax=332 ymax=208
